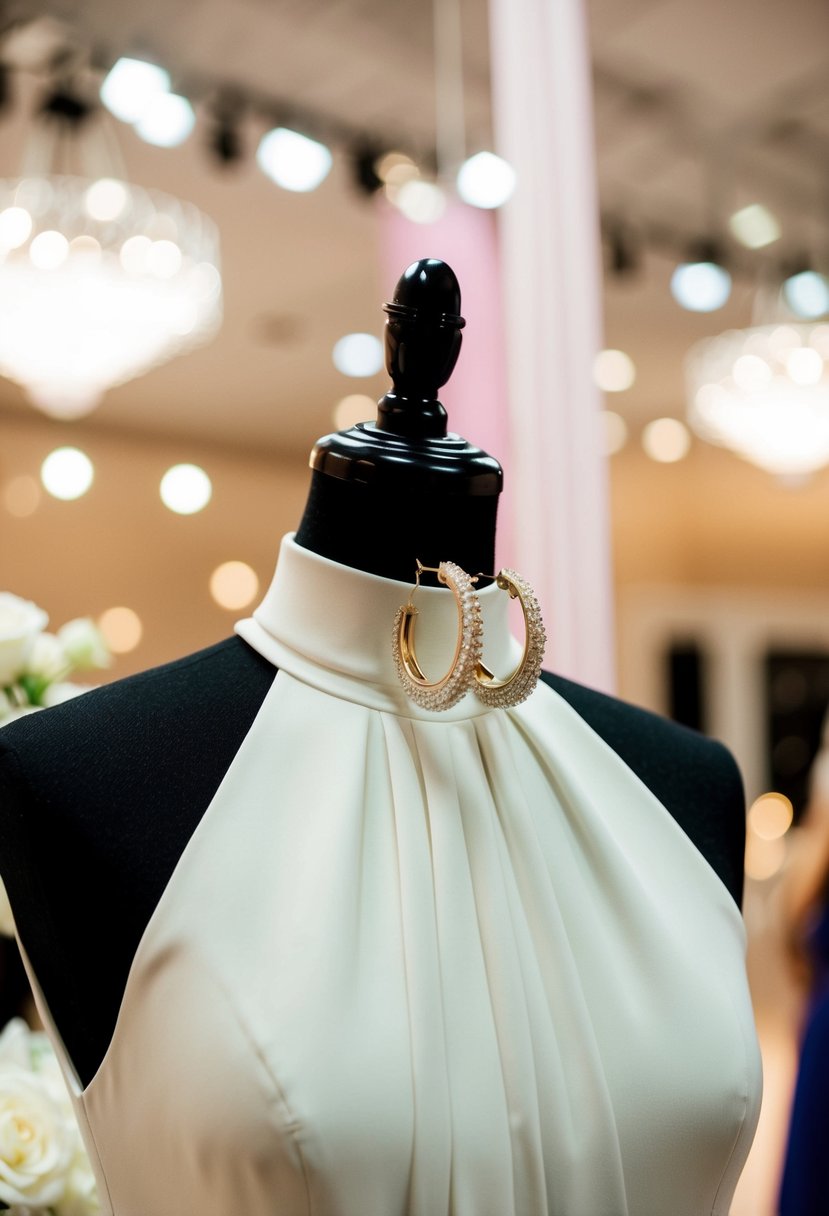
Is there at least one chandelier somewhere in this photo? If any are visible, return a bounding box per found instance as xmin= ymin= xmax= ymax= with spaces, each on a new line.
xmin=0 ymin=92 xmax=222 ymax=419
xmin=686 ymin=323 xmax=829 ymax=477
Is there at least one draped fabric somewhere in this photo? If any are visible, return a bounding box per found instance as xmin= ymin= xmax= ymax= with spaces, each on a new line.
xmin=21 ymin=536 xmax=760 ymax=1215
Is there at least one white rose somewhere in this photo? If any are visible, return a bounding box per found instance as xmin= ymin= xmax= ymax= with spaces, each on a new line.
xmin=25 ymin=633 xmax=69 ymax=683
xmin=54 ymin=1149 xmax=100 ymax=1216
xmin=0 ymin=1020 xmax=33 ymax=1071
xmin=0 ymin=596 xmax=48 ymax=687
xmin=0 ymin=1063 xmax=74 ymax=1207
xmin=41 ymin=683 xmax=88 ymax=709
xmin=57 ymin=620 xmax=110 ymax=673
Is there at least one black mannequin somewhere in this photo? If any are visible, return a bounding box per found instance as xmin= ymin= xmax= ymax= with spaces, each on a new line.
xmin=0 ymin=259 xmax=745 ymax=1091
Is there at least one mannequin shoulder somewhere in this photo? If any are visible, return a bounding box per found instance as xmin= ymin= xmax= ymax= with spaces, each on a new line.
xmin=541 ymin=669 xmax=742 ymax=790
xmin=0 ymin=636 xmax=275 ymax=795
xmin=540 ymin=670 xmax=746 ymax=905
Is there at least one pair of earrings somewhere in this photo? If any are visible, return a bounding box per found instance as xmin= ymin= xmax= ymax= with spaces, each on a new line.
xmin=392 ymin=560 xmax=546 ymax=712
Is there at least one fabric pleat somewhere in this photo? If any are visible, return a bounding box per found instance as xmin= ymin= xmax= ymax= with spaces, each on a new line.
xmin=18 ymin=536 xmax=761 ymax=1216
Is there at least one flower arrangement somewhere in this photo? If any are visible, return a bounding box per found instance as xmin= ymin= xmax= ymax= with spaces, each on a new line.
xmin=0 ymin=1019 xmax=98 ymax=1215
xmin=0 ymin=594 xmax=109 ymax=1214
xmin=0 ymin=594 xmax=110 ymax=726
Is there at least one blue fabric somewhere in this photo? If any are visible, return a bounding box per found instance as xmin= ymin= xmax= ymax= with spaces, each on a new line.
xmin=779 ymin=905 xmax=829 ymax=1215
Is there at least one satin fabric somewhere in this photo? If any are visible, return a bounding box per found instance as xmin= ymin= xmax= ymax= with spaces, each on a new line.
xmin=22 ymin=536 xmax=760 ymax=1215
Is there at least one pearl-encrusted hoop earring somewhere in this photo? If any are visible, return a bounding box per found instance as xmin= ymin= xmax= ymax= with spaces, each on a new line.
xmin=473 ymin=569 xmax=545 ymax=708
xmin=392 ymin=560 xmax=482 ymax=711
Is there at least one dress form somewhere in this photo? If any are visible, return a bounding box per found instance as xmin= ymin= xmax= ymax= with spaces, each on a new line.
xmin=0 ymin=258 xmax=746 ymax=1098
xmin=295 ymin=257 xmax=501 ymax=580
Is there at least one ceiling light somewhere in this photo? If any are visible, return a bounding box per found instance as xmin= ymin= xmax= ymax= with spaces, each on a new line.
xmin=351 ymin=145 xmax=384 ymax=196
xmin=208 ymin=95 xmax=245 ymax=166
xmin=100 ymin=58 xmax=170 ymax=124
xmin=256 ymin=127 xmax=332 ymax=192
xmin=728 ymin=204 xmax=780 ymax=250
xmin=671 ymin=260 xmax=731 ymax=312
xmin=332 ymin=333 xmax=384 ymax=377
xmin=783 ymin=271 xmax=829 ymax=320
xmin=41 ymin=447 xmax=94 ymax=500
xmin=376 ymin=152 xmax=419 ymax=186
xmin=0 ymin=176 xmax=222 ymax=418
xmin=642 ymin=418 xmax=691 ymax=463
xmin=456 ymin=151 xmax=516 ymax=209
xmin=593 ymin=349 xmax=635 ymax=392
xmin=687 ymin=324 xmax=829 ymax=475
xmin=159 ymin=464 xmax=212 ymax=514
xmin=393 ymin=179 xmax=447 ymax=224
xmin=134 ymin=93 xmax=195 ymax=148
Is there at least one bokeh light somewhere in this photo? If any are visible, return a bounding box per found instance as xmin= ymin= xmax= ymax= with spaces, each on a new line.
xmin=748 ymin=793 xmax=794 ymax=841
xmin=160 ymin=464 xmax=212 ymax=514
xmin=98 ymin=606 xmax=143 ymax=654
xmin=41 ymin=448 xmax=94 ymax=500
xmin=3 ymin=475 xmax=41 ymax=517
xmin=642 ymin=418 xmax=691 ymax=463
xmin=210 ymin=561 xmax=260 ymax=610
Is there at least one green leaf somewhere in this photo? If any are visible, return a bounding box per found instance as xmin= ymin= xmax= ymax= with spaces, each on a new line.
xmin=18 ymin=673 xmax=51 ymax=707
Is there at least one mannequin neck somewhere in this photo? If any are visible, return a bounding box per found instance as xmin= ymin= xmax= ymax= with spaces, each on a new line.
xmin=293 ymin=470 xmax=499 ymax=583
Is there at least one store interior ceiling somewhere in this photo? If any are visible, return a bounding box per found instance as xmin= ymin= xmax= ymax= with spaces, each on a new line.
xmin=0 ymin=0 xmax=826 ymax=461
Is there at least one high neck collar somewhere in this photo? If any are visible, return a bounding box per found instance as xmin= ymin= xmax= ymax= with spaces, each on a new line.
xmin=235 ymin=535 xmax=521 ymax=720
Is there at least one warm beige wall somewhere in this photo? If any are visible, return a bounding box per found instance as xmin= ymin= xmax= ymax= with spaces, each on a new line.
xmin=0 ymin=412 xmax=311 ymax=681
xmin=610 ymin=440 xmax=829 ymax=592
xmin=4 ymin=404 xmax=829 ymax=691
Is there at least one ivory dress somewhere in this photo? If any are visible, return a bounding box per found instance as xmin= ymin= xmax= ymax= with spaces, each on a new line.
xmin=22 ymin=536 xmax=761 ymax=1216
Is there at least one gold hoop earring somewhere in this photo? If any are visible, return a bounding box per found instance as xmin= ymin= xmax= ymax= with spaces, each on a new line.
xmin=392 ymin=560 xmax=483 ymax=711
xmin=473 ymin=569 xmax=545 ymax=708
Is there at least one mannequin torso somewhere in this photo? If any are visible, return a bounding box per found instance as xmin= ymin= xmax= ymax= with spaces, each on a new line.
xmin=0 ymin=632 xmax=744 ymax=1089
xmin=0 ymin=258 xmax=747 ymax=1100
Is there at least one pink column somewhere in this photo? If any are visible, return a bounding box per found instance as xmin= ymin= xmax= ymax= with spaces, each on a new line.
xmin=377 ymin=197 xmax=515 ymax=571
xmin=489 ymin=0 xmax=616 ymax=692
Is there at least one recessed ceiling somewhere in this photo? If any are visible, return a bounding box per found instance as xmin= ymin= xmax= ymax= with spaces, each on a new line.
xmin=0 ymin=0 xmax=825 ymax=458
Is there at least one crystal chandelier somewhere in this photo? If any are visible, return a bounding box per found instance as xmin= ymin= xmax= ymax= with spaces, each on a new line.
xmin=686 ymin=323 xmax=829 ymax=477
xmin=0 ymin=92 xmax=222 ymax=419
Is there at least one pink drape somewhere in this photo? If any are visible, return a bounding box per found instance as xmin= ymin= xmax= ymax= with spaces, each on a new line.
xmin=489 ymin=0 xmax=615 ymax=691
xmin=377 ymin=197 xmax=515 ymax=571
xmin=378 ymin=0 xmax=614 ymax=692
